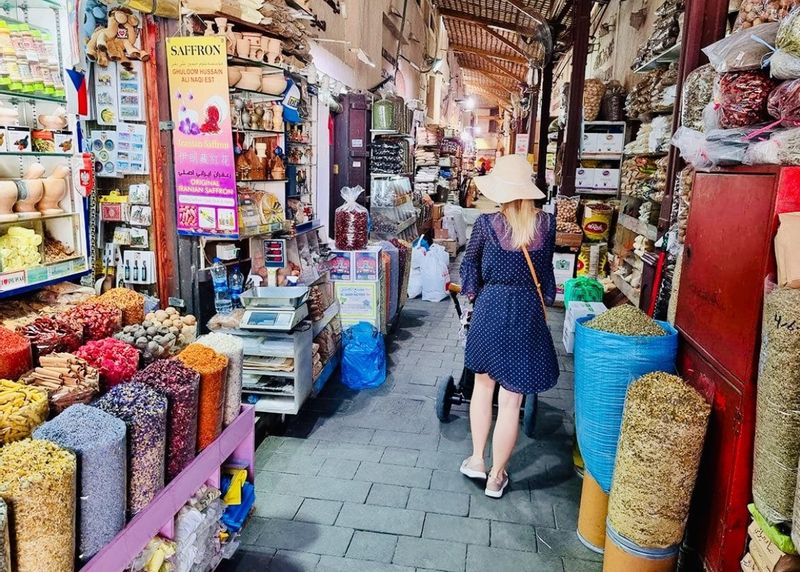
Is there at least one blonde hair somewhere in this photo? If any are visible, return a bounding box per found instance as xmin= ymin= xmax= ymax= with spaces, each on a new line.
xmin=501 ymin=199 xmax=539 ymax=249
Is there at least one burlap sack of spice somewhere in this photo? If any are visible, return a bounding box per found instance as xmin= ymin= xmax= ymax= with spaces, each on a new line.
xmin=755 ymin=287 xmax=800 ymax=525
xmin=776 ymin=213 xmax=800 ymax=288
xmin=607 ymin=372 xmax=709 ymax=548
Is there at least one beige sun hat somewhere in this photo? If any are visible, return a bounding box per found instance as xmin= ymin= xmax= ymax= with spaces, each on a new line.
xmin=473 ymin=153 xmax=546 ymax=203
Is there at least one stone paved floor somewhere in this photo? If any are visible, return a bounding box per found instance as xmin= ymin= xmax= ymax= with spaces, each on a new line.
xmin=220 ymin=288 xmax=601 ymax=572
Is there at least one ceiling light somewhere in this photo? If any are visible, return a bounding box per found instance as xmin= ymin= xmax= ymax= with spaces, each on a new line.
xmin=463 ymin=97 xmax=475 ymax=111
xmin=474 ymin=125 xmax=481 ymax=134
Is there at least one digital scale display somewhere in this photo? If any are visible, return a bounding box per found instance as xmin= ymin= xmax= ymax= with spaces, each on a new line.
xmin=247 ymin=312 xmax=279 ymax=326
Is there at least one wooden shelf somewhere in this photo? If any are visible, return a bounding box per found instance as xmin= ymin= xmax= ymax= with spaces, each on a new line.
xmin=612 ymin=273 xmax=641 ymax=306
xmin=618 ymin=213 xmax=658 ymax=241
xmin=634 ymin=43 xmax=681 ymax=73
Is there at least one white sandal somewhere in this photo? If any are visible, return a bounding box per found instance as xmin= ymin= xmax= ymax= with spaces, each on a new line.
xmin=485 ymin=471 xmax=509 ymax=498
xmin=460 ymin=457 xmax=487 ymax=480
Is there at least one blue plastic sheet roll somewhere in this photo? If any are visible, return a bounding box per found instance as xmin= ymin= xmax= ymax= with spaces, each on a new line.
xmin=574 ymin=317 xmax=678 ymax=493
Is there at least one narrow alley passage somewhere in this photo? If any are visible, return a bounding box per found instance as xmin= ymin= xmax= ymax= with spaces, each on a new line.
xmin=223 ymin=285 xmax=598 ymax=572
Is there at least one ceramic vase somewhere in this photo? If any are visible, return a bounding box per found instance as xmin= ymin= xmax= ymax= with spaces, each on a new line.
xmin=267 ymin=39 xmax=282 ymax=64
xmin=225 ymin=24 xmax=236 ymax=55
xmin=236 ymin=38 xmax=251 ymax=59
xmin=14 ymin=163 xmax=45 ymax=218
xmin=0 ymin=180 xmax=18 ymax=222
xmin=203 ymin=20 xmax=215 ymax=36
xmin=272 ymin=103 xmax=284 ymax=131
xmin=214 ymin=17 xmax=227 ymax=35
xmin=262 ymin=106 xmax=273 ymax=130
xmin=39 ymin=164 xmax=69 ymax=215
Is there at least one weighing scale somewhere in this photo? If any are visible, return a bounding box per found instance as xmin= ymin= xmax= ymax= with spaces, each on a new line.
xmin=239 ymin=286 xmax=309 ymax=332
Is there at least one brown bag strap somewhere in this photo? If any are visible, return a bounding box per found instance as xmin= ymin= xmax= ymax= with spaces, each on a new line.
xmin=521 ymin=247 xmax=548 ymax=320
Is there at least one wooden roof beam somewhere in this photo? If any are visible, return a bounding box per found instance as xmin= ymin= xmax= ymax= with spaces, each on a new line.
xmin=482 ymin=25 xmax=530 ymax=59
xmin=461 ymin=67 xmax=515 ymax=94
xmin=439 ymin=7 xmax=536 ymax=36
xmin=450 ymin=44 xmax=527 ymax=65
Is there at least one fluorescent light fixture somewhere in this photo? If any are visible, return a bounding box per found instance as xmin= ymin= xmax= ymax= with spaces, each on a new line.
xmin=474 ymin=125 xmax=481 ymax=134
xmin=463 ymin=97 xmax=475 ymax=110
xmin=356 ymin=48 xmax=376 ymax=67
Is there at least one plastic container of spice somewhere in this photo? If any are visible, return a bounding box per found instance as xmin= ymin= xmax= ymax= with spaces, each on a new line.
xmin=0 ymin=326 xmax=31 ymax=380
xmin=177 ymin=343 xmax=228 ymax=451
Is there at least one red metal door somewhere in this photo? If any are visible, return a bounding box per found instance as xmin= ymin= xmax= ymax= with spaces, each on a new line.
xmin=679 ymin=343 xmax=754 ymax=572
xmin=676 ymin=172 xmax=776 ymax=384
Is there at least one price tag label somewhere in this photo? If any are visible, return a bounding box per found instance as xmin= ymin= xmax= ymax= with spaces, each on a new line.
xmin=0 ymin=271 xmax=26 ymax=291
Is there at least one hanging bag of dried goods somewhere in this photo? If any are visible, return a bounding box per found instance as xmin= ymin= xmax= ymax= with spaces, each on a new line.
xmin=734 ymin=0 xmax=795 ymax=31
xmin=681 ymin=65 xmax=716 ymax=131
xmin=93 ymin=382 xmax=167 ymax=516
xmin=177 ymin=343 xmax=228 ymax=450
xmin=718 ymin=70 xmax=777 ymax=128
xmin=703 ymin=22 xmax=779 ymax=72
xmin=33 ymin=405 xmax=126 ymax=563
xmin=768 ymin=79 xmax=800 ymax=127
xmin=607 ymin=373 xmax=709 ymax=551
xmin=583 ymin=79 xmax=606 ymax=121
xmin=195 ymin=332 xmax=243 ymax=426
xmin=754 ymin=286 xmax=800 ymax=524
xmin=573 ymin=306 xmax=678 ymax=493
xmin=335 ymin=186 xmax=369 ymax=250
xmin=0 ymin=379 xmax=47 ymax=444
xmin=0 ymin=326 xmax=31 ymax=380
xmin=601 ymin=81 xmax=626 ymax=121
xmin=132 ymin=359 xmax=200 ymax=481
xmin=0 ymin=439 xmax=75 ymax=572
xmin=769 ymin=8 xmax=800 ymax=79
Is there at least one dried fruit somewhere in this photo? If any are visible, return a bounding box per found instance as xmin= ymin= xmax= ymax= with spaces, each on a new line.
xmin=95 ymin=287 xmax=145 ymax=325
xmin=608 ymin=372 xmax=710 ymax=548
xmin=0 ymin=327 xmax=31 ymax=380
xmin=584 ymin=305 xmax=667 ymax=336
xmin=76 ymin=337 xmax=140 ymax=389
xmin=0 ymin=379 xmax=48 ymax=444
xmin=66 ymin=302 xmax=122 ymax=341
xmin=16 ymin=314 xmax=83 ymax=357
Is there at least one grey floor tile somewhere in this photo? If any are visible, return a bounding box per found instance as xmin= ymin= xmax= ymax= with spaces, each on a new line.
xmin=382 ymin=447 xmax=420 ymax=466
xmin=269 ymin=549 xmax=320 ymax=571
xmin=255 ymin=472 xmax=371 ymax=503
xmin=308 ymin=443 xmax=385 ymax=463
xmin=563 ymin=558 xmax=602 ymax=572
xmin=294 ymin=499 xmax=343 ymax=526
xmin=423 ymin=513 xmax=489 ymax=546
xmin=372 ymin=429 xmax=440 ymax=451
xmin=346 ymin=531 xmax=399 ymax=563
xmin=367 ymin=483 xmax=411 ymax=508
xmin=393 ymin=536 xmax=467 ymax=572
xmin=416 ymin=451 xmax=469 ymax=471
xmin=336 ymin=503 xmax=425 ymax=536
xmin=317 ymin=556 xmax=414 ymax=572
xmin=253 ymin=493 xmax=304 ymax=520
xmin=466 ymin=545 xmax=563 ymax=572
xmin=355 ymin=462 xmax=433 ymax=489
xmin=217 ymin=548 xmax=275 ymax=571
xmin=408 ymin=488 xmax=469 ymax=516
xmin=317 ymin=457 xmax=360 ymax=480
xmin=469 ymin=493 xmax=556 ymax=528
xmin=490 ymin=521 xmax=537 ymax=552
xmin=260 ymin=451 xmax=326 ymax=476
xmin=535 ymin=526 xmax=602 ymax=562
xmin=254 ymin=518 xmax=353 ymax=556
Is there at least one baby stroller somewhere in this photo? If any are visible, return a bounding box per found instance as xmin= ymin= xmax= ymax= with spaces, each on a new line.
xmin=435 ymin=284 xmax=539 ymax=438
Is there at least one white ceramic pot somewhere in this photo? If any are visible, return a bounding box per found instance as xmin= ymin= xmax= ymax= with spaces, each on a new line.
xmin=14 ymin=163 xmax=45 ymax=218
xmin=236 ymin=71 xmax=261 ymax=92
xmin=39 ymin=164 xmax=69 ymax=215
xmin=260 ymin=74 xmax=287 ymax=95
xmin=267 ymin=39 xmax=282 ymax=64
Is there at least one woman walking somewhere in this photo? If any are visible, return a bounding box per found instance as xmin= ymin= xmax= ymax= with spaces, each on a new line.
xmin=458 ymin=154 xmax=559 ymax=499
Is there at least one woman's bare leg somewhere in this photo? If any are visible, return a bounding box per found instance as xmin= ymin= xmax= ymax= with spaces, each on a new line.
xmin=490 ymin=385 xmax=523 ymax=479
xmin=469 ymin=373 xmax=495 ymax=463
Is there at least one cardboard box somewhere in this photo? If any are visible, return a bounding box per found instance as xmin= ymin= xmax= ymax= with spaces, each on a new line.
xmin=554 ymin=269 xmax=573 ymax=303
xmin=434 ymin=238 xmax=458 ymax=258
xmin=329 ymin=246 xmax=382 ymax=281
xmin=575 ymin=168 xmax=594 ymax=189
xmin=553 ymin=252 xmax=576 ymax=276
xmin=562 ymin=328 xmax=575 ymax=354
xmin=747 ymin=521 xmax=785 ymax=572
xmin=328 ymin=251 xmax=353 ymax=280
xmin=336 ymin=280 xmax=380 ymax=329
xmin=581 ymin=133 xmax=601 ymax=154
xmin=434 ymin=227 xmax=450 ymax=239
xmin=432 ymin=203 xmax=445 ymax=221
xmin=596 ymin=168 xmax=620 ymax=189
xmin=565 ymin=301 xmax=608 ymax=335
xmin=597 ymin=132 xmax=625 ymax=154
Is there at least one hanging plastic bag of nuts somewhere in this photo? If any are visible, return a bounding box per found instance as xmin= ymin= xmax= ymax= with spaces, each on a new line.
xmin=734 ymin=0 xmax=797 ymax=31
xmin=583 ymin=79 xmax=606 ymax=121
xmin=702 ymin=22 xmax=779 ymax=73
xmin=681 ymin=65 xmax=716 ymax=131
xmin=600 ymin=81 xmax=626 ymax=121
xmin=334 ymin=186 xmax=369 ymax=250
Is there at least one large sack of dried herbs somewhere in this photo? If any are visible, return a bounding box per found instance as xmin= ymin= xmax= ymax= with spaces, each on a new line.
xmin=607 ymin=373 xmax=710 ymax=549
xmin=754 ymin=287 xmax=800 ymax=525
xmin=574 ymin=305 xmax=678 ymax=493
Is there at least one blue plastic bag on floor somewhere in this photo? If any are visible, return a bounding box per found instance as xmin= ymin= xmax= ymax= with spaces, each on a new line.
xmin=341 ymin=322 xmax=386 ymax=389
xmin=574 ymin=316 xmax=678 ymax=494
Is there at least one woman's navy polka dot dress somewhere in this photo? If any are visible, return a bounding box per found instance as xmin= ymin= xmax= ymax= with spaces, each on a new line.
xmin=460 ymin=211 xmax=560 ymax=395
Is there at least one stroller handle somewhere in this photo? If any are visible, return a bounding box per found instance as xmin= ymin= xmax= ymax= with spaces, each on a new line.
xmin=448 ymin=283 xmax=462 ymax=294
xmin=448 ymin=283 xmax=464 ymax=318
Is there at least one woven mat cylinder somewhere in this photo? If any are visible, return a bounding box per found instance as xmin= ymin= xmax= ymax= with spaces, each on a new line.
xmin=93 ymin=382 xmax=167 ymax=516
xmin=34 ymin=404 xmax=126 ymax=561
xmin=132 ymin=359 xmax=200 ymax=481
xmin=607 ymin=372 xmax=709 ymax=548
xmin=196 ymin=333 xmax=243 ymax=426
xmin=177 ymin=343 xmax=228 ymax=450
xmin=578 ymin=471 xmax=609 ymax=553
xmin=754 ymin=287 xmax=800 ymax=524
xmin=0 ymin=439 xmax=75 ymax=572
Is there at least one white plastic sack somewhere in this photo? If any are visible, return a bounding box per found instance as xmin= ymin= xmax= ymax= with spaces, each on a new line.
xmin=421 ymin=244 xmax=451 ymax=302
xmin=442 ymin=204 xmax=468 ymax=246
xmin=407 ymin=244 xmax=425 ymax=299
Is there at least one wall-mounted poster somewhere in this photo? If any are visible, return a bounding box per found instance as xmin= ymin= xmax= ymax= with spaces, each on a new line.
xmin=166 ymin=36 xmax=238 ymax=237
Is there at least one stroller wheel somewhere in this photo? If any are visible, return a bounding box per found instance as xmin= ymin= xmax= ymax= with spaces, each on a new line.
xmin=522 ymin=394 xmax=538 ymax=438
xmin=436 ymin=376 xmax=455 ymax=422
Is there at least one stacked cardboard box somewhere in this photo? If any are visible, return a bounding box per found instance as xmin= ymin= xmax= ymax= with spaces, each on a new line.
xmin=743 ymin=521 xmax=788 ymax=572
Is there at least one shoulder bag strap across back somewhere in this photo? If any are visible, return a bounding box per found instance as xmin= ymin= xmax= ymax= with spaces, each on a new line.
xmin=521 ymin=247 xmax=548 ymax=320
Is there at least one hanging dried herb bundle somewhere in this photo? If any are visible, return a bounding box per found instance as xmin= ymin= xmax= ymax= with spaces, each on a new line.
xmin=608 ymin=372 xmax=710 ymax=548
xmin=754 ymin=287 xmax=800 ymax=524
xmin=584 ymin=304 xmax=667 ymax=336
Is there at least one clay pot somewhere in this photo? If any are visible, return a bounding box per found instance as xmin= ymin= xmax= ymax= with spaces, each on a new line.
xmin=227 ymin=67 xmax=242 ymax=87
xmin=0 ymin=180 xmax=18 ymax=222
xmin=214 ymin=17 xmax=227 ymax=35
xmin=236 ymin=38 xmax=251 ymax=58
xmin=272 ymin=103 xmax=284 ymax=131
xmin=225 ymin=24 xmax=236 ymax=55
xmin=261 ymin=74 xmax=287 ymax=96
xmin=203 ymin=20 xmax=215 ymax=36
xmin=14 ymin=163 xmax=45 ymax=218
xmin=249 ymin=45 xmax=264 ymax=61
xmin=267 ymin=39 xmax=282 ymax=64
xmin=236 ymin=70 xmax=261 ymax=92
xmin=39 ymin=164 xmax=69 ymax=215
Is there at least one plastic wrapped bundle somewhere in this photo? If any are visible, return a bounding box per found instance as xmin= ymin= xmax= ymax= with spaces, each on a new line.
xmin=607 ymin=373 xmax=710 ymax=548
xmin=0 ymin=327 xmax=31 ymax=380
xmin=574 ymin=312 xmax=678 ymax=493
xmin=680 ymin=65 xmax=715 ymax=131
xmin=334 ymin=186 xmax=368 ymax=250
xmin=0 ymin=499 xmax=8 ymax=572
xmin=195 ymin=333 xmax=243 ymax=426
xmin=718 ymin=71 xmax=777 ymax=128
xmin=93 ymin=382 xmax=167 ymax=515
xmin=0 ymin=379 xmax=48 ymax=444
xmin=755 ymin=287 xmax=800 ymax=524
xmin=0 ymin=439 xmax=75 ymax=572
xmin=177 ymin=344 xmax=228 ymax=450
xmin=33 ymin=404 xmax=126 ymax=561
xmin=132 ymin=359 xmax=200 ymax=481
